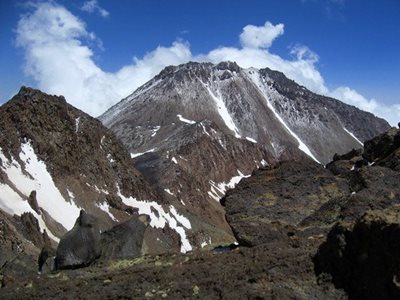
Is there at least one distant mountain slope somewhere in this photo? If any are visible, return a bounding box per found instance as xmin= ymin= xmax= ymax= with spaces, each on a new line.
xmin=100 ymin=61 xmax=389 ymax=248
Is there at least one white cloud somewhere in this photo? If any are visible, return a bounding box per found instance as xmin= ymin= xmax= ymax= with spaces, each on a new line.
xmin=239 ymin=21 xmax=284 ymax=49
xmin=330 ymin=87 xmax=400 ymax=126
xmin=81 ymin=0 xmax=109 ymax=18
xmin=15 ymin=2 xmax=398 ymax=125
xmin=16 ymin=2 xmax=191 ymax=116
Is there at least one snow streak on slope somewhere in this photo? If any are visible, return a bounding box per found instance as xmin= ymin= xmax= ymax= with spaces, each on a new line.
xmin=0 ymin=182 xmax=60 ymax=242
xmin=0 ymin=141 xmax=81 ymax=231
xmin=177 ymin=114 xmax=196 ymax=124
xmin=117 ymin=185 xmax=192 ymax=253
xmin=208 ymin=170 xmax=250 ymax=202
xmin=343 ymin=127 xmax=364 ymax=146
xmin=96 ymin=201 xmax=117 ymax=222
xmin=206 ymin=87 xmax=241 ymax=138
xmin=246 ymin=69 xmax=321 ymax=163
xmin=130 ymin=148 xmax=156 ymax=158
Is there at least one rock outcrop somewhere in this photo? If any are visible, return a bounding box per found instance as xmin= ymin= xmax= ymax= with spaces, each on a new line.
xmin=314 ymin=208 xmax=400 ymax=299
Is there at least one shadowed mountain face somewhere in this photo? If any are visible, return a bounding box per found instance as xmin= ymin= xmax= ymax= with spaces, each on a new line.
xmin=100 ymin=61 xmax=389 ymax=248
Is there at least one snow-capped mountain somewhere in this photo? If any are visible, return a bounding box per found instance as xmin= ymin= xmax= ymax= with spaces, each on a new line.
xmin=0 ymin=87 xmax=193 ymax=257
xmin=100 ymin=61 xmax=389 ymax=248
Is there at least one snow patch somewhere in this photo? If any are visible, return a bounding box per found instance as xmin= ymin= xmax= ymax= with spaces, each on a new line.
xmin=343 ymin=127 xmax=364 ymax=146
xmin=75 ymin=117 xmax=80 ymax=133
xmin=0 ymin=183 xmax=60 ymax=242
xmin=130 ymin=148 xmax=156 ymax=159
xmin=96 ymin=201 xmax=117 ymax=221
xmin=107 ymin=153 xmax=115 ymax=163
xmin=245 ymin=137 xmax=257 ymax=143
xmin=151 ymin=126 xmax=161 ymax=137
xmin=0 ymin=141 xmax=81 ymax=231
xmin=164 ymin=188 xmax=174 ymax=196
xmin=201 ymin=237 xmax=212 ymax=248
xmin=117 ymin=186 xmax=192 ymax=253
xmin=177 ymin=114 xmax=196 ymax=124
xmin=208 ymin=170 xmax=250 ymax=202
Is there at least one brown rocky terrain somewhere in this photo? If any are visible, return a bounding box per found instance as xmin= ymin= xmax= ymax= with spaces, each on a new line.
xmin=1 ymin=123 xmax=399 ymax=299
xmin=0 ymin=87 xmax=194 ymax=280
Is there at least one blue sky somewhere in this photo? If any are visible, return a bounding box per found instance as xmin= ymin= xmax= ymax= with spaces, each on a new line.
xmin=0 ymin=0 xmax=399 ymax=124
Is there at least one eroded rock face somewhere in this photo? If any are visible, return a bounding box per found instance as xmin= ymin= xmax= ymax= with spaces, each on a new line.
xmin=55 ymin=210 xmax=101 ymax=270
xmin=314 ymin=208 xmax=400 ymax=299
xmin=222 ymin=159 xmax=349 ymax=246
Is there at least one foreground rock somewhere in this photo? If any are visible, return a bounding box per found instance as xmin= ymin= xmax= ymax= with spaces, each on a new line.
xmin=55 ymin=211 xmax=101 ymax=270
xmin=315 ymin=208 xmax=400 ymax=299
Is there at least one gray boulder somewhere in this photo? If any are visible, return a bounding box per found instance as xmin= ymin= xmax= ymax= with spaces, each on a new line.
xmin=55 ymin=210 xmax=101 ymax=270
xmin=100 ymin=214 xmax=149 ymax=260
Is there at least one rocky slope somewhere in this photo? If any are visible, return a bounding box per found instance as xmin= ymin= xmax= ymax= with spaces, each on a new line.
xmin=100 ymin=61 xmax=389 ymax=249
xmin=0 ymin=87 xmax=194 ymax=275
xmin=2 ymin=126 xmax=400 ymax=299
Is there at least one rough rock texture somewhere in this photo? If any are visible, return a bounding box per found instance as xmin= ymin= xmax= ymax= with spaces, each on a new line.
xmin=222 ymin=159 xmax=349 ymax=246
xmin=314 ymin=208 xmax=400 ymax=299
xmin=55 ymin=210 xmax=101 ymax=270
xmin=100 ymin=215 xmax=149 ymax=260
xmin=0 ymin=210 xmax=43 ymax=278
xmin=2 ymin=127 xmax=400 ymax=299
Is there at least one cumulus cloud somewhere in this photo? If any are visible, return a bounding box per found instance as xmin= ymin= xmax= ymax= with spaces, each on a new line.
xmin=239 ymin=21 xmax=284 ymax=49
xmin=81 ymin=0 xmax=109 ymax=18
xmin=330 ymin=87 xmax=400 ymax=126
xmin=16 ymin=2 xmax=191 ymax=116
xmin=15 ymin=1 xmax=398 ymax=125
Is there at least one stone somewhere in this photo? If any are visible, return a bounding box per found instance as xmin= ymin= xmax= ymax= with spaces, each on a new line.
xmin=55 ymin=210 xmax=101 ymax=270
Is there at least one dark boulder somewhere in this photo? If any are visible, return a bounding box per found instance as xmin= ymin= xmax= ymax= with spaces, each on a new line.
xmin=100 ymin=215 xmax=149 ymax=260
xmin=55 ymin=210 xmax=101 ymax=270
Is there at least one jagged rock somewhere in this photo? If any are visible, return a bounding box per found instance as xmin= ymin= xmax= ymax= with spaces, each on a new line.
xmin=222 ymin=159 xmax=349 ymax=246
xmin=363 ymin=127 xmax=400 ymax=162
xmin=18 ymin=213 xmax=44 ymax=248
xmin=28 ymin=191 xmax=40 ymax=215
xmin=100 ymin=215 xmax=149 ymax=260
xmin=332 ymin=148 xmax=363 ymax=161
xmin=314 ymin=207 xmax=400 ymax=299
xmin=55 ymin=210 xmax=101 ymax=270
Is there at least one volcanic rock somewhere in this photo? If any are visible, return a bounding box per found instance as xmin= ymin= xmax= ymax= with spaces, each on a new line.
xmin=100 ymin=215 xmax=149 ymax=260
xmin=55 ymin=210 xmax=101 ymax=270
xmin=314 ymin=207 xmax=400 ymax=299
